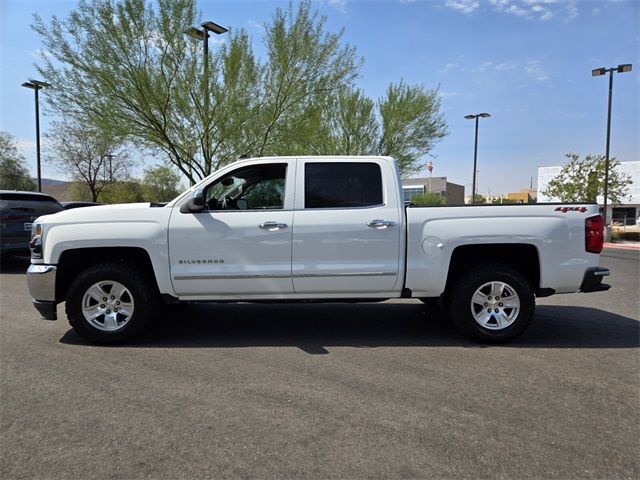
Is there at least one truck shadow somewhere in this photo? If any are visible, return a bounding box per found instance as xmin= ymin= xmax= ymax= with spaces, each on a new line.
xmin=60 ymin=303 xmax=640 ymax=352
xmin=0 ymin=255 xmax=30 ymax=274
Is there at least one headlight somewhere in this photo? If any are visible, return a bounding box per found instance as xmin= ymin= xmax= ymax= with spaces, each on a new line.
xmin=30 ymin=222 xmax=44 ymax=259
xmin=31 ymin=222 xmax=43 ymax=239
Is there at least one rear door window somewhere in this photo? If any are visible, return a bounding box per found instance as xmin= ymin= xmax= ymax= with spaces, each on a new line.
xmin=304 ymin=162 xmax=383 ymax=209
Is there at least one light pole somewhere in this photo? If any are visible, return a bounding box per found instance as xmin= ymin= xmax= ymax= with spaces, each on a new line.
xmin=464 ymin=113 xmax=490 ymax=204
xmin=103 ymin=153 xmax=114 ymax=181
xmin=185 ymin=20 xmax=228 ymax=185
xmin=591 ymin=63 xmax=632 ymax=240
xmin=21 ymin=79 xmax=50 ymax=192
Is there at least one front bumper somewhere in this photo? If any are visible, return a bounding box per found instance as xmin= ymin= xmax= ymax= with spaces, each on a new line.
xmin=27 ymin=264 xmax=58 ymax=320
xmin=579 ymin=267 xmax=611 ymax=293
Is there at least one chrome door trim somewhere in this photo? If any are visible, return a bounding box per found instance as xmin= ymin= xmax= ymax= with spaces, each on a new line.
xmin=292 ymin=271 xmax=397 ymax=278
xmin=174 ymin=273 xmax=291 ymax=281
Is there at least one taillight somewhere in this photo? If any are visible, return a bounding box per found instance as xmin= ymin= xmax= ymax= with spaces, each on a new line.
xmin=585 ymin=215 xmax=604 ymax=254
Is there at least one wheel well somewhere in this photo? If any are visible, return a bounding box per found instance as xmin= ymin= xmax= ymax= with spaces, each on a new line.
xmin=445 ymin=244 xmax=540 ymax=293
xmin=55 ymin=247 xmax=155 ymax=302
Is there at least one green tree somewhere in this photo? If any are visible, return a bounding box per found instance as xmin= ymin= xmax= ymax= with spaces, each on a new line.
xmin=46 ymin=120 xmax=133 ymax=202
xmin=376 ymin=81 xmax=447 ymax=175
xmin=99 ymin=179 xmax=146 ymax=204
xmin=33 ymin=0 xmax=447 ymax=180
xmin=409 ymin=192 xmax=443 ymax=205
xmin=0 ymin=131 xmax=36 ymax=191
xmin=142 ymin=165 xmax=181 ymax=202
xmin=305 ymin=84 xmax=447 ymax=176
xmin=33 ymin=1 xmax=359 ymax=182
xmin=68 ymin=181 xmax=93 ymax=201
xmin=472 ymin=194 xmax=487 ymax=204
xmin=542 ymin=153 xmax=631 ymax=203
xmin=305 ymin=87 xmax=378 ymax=156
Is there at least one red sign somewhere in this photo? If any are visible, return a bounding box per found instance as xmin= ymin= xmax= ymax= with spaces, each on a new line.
xmin=427 ymin=161 xmax=433 ymax=173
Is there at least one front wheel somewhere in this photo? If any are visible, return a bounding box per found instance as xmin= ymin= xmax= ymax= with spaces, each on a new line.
xmin=65 ymin=262 xmax=159 ymax=344
xmin=447 ymin=264 xmax=535 ymax=343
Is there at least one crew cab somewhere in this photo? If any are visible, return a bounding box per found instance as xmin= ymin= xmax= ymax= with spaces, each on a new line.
xmin=26 ymin=156 xmax=609 ymax=344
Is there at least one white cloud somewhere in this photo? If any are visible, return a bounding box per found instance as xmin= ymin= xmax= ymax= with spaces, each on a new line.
xmin=495 ymin=61 xmax=516 ymax=70
xmin=438 ymin=62 xmax=460 ymax=73
xmin=444 ymin=0 xmax=481 ymax=15
xmin=484 ymin=0 xmax=578 ymax=21
xmin=474 ymin=61 xmax=494 ymax=72
xmin=328 ymin=0 xmax=347 ymax=13
xmin=247 ymin=19 xmax=264 ymax=31
xmin=524 ymin=59 xmax=549 ymax=81
xmin=564 ymin=0 xmax=579 ymax=20
xmin=470 ymin=60 xmax=516 ymax=73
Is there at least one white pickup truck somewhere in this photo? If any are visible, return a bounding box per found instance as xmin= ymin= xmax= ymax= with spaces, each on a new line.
xmin=27 ymin=156 xmax=610 ymax=344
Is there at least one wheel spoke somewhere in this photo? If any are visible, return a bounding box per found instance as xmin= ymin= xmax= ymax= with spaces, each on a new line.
xmin=491 ymin=282 xmax=505 ymax=298
xmin=118 ymin=305 xmax=133 ymax=317
xmin=110 ymin=283 xmax=127 ymax=301
xmin=496 ymin=310 xmax=511 ymax=328
xmin=103 ymin=314 xmax=119 ymax=330
xmin=82 ymin=305 xmax=102 ymax=320
xmin=472 ymin=291 xmax=487 ymax=306
xmin=474 ymin=309 xmax=491 ymax=326
xmin=86 ymin=284 xmax=106 ymax=302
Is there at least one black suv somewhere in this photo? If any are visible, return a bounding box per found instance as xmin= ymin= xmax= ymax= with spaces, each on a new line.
xmin=0 ymin=191 xmax=63 ymax=257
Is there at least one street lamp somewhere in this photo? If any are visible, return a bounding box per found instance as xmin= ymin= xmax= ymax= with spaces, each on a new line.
xmin=185 ymin=20 xmax=228 ymax=185
xmin=21 ymin=79 xmax=50 ymax=192
xmin=464 ymin=113 xmax=491 ymax=204
xmin=103 ymin=153 xmax=115 ymax=180
xmin=591 ymin=63 xmax=633 ymax=240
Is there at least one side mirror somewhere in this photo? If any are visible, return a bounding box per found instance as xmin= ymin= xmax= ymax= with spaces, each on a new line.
xmin=179 ymin=189 xmax=207 ymax=213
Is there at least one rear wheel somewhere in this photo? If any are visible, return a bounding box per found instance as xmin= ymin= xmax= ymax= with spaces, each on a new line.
xmin=66 ymin=262 xmax=159 ymax=344
xmin=447 ymin=263 xmax=535 ymax=343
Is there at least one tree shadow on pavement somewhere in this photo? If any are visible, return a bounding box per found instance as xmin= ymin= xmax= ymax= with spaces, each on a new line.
xmin=59 ymin=302 xmax=639 ymax=352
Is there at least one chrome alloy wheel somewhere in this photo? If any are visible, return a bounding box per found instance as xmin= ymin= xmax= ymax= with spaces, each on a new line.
xmin=81 ymin=281 xmax=134 ymax=332
xmin=470 ymin=281 xmax=521 ymax=330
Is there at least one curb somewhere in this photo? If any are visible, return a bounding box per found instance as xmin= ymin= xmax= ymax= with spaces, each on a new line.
xmin=604 ymin=242 xmax=640 ymax=251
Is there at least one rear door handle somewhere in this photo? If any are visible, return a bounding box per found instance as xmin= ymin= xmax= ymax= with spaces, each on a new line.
xmin=366 ymin=219 xmax=396 ymax=229
xmin=259 ymin=222 xmax=288 ymax=231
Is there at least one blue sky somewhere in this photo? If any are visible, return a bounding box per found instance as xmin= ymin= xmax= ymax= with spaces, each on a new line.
xmin=1 ymin=0 xmax=638 ymax=195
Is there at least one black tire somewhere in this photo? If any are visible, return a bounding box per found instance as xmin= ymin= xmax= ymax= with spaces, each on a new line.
xmin=446 ymin=263 xmax=535 ymax=343
xmin=65 ymin=262 xmax=159 ymax=344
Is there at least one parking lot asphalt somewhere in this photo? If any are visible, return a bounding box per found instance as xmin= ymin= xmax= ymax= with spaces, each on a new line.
xmin=1 ymin=249 xmax=638 ymax=479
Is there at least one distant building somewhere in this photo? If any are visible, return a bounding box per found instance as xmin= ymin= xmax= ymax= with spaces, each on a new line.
xmin=506 ymin=188 xmax=537 ymax=204
xmin=402 ymin=176 xmax=465 ymax=205
xmin=537 ymin=160 xmax=639 ymax=225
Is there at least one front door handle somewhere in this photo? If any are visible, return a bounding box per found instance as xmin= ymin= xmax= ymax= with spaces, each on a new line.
xmin=259 ymin=222 xmax=288 ymax=231
xmin=366 ymin=219 xmax=396 ymax=229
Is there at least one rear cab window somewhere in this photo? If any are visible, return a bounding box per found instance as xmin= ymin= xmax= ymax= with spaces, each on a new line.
xmin=304 ymin=162 xmax=383 ymax=209
xmin=0 ymin=193 xmax=63 ymax=215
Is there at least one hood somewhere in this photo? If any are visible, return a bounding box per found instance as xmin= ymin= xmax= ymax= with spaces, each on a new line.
xmin=36 ymin=203 xmax=166 ymax=225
